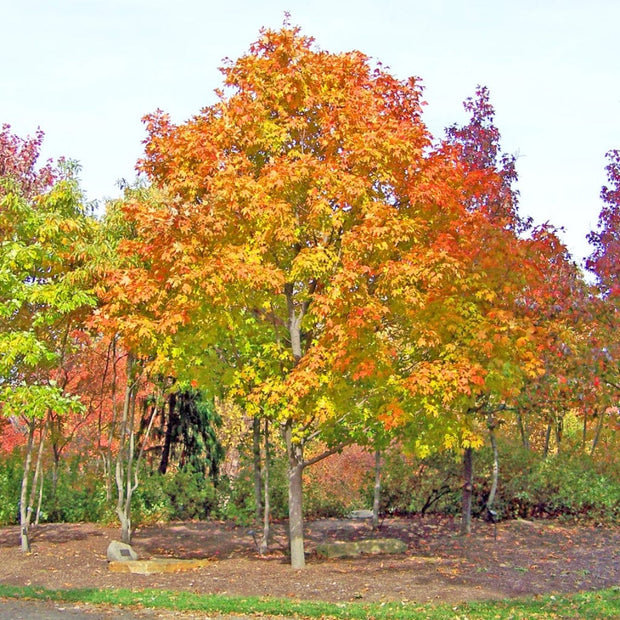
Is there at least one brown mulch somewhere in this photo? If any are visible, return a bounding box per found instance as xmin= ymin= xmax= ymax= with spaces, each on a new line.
xmin=0 ymin=516 xmax=618 ymax=605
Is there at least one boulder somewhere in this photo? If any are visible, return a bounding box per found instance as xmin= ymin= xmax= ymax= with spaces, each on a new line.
xmin=316 ymin=538 xmax=407 ymax=559
xmin=107 ymin=540 xmax=138 ymax=562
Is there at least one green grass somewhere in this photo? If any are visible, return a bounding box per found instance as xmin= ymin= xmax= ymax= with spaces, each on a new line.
xmin=0 ymin=584 xmax=618 ymax=619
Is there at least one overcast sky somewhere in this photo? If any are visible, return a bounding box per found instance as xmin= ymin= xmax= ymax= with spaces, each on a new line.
xmin=3 ymin=0 xmax=619 ymax=265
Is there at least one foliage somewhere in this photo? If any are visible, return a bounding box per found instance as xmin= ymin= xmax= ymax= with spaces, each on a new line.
xmin=162 ymin=469 xmax=218 ymax=520
xmin=0 ymin=451 xmax=22 ymax=525
xmin=352 ymin=440 xmax=620 ymax=523
xmin=45 ymin=458 xmax=110 ymax=524
xmin=498 ymin=449 xmax=620 ymax=522
xmin=364 ymin=448 xmax=462 ymax=516
xmin=0 ymin=135 xmax=97 ymax=397
xmin=215 ymin=453 xmax=288 ymax=525
xmin=156 ymin=389 xmax=225 ymax=480
xmin=303 ymin=446 xmax=373 ymax=518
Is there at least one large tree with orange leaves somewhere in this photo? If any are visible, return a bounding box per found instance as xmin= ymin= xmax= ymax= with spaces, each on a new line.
xmin=106 ymin=25 xmax=553 ymax=567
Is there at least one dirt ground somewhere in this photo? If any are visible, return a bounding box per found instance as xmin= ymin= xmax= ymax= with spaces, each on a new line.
xmin=0 ymin=516 xmax=618 ymax=606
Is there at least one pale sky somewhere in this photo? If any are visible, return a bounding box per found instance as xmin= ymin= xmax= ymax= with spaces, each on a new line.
xmin=3 ymin=0 xmax=619 ymax=265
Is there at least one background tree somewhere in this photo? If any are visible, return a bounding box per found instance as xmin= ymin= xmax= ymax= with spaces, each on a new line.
xmin=0 ymin=126 xmax=97 ymax=550
xmin=587 ymin=150 xmax=620 ymax=394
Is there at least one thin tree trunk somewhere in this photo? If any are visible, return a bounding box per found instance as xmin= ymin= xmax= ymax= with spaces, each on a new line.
xmin=27 ymin=415 xmax=49 ymax=524
xmin=116 ymin=353 xmax=135 ymax=544
xmin=252 ymin=416 xmax=262 ymax=524
xmin=543 ymin=420 xmax=552 ymax=459
xmin=590 ymin=408 xmax=606 ymax=457
xmin=158 ymin=392 xmax=177 ymax=474
xmin=260 ymin=419 xmax=271 ymax=554
xmin=460 ymin=447 xmax=474 ymax=536
xmin=105 ymin=338 xmax=120 ymax=502
xmin=51 ymin=449 xmax=60 ymax=499
xmin=554 ymin=414 xmax=563 ymax=454
xmin=487 ymin=427 xmax=499 ymax=511
xmin=121 ymin=375 xmax=138 ymax=543
xmin=516 ymin=410 xmax=530 ymax=450
xmin=582 ymin=409 xmax=588 ymax=452
xmin=34 ymin=470 xmax=44 ymax=526
xmin=372 ymin=448 xmax=382 ymax=530
xmin=284 ymin=420 xmax=305 ymax=569
xmin=19 ymin=421 xmax=36 ymax=552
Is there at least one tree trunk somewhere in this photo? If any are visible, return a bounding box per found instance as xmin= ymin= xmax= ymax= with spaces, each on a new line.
xmin=516 ymin=410 xmax=529 ymax=450
xmin=460 ymin=447 xmax=474 ymax=536
xmin=51 ymin=449 xmax=60 ymax=499
xmin=252 ymin=416 xmax=262 ymax=524
xmin=260 ymin=419 xmax=271 ymax=554
xmin=554 ymin=414 xmax=563 ymax=454
xmin=582 ymin=409 xmax=588 ymax=452
xmin=19 ymin=421 xmax=36 ymax=552
xmin=158 ymin=392 xmax=177 ymax=474
xmin=590 ymin=408 xmax=606 ymax=457
xmin=487 ymin=427 xmax=499 ymax=511
xmin=284 ymin=420 xmax=305 ymax=569
xmin=543 ymin=420 xmax=552 ymax=459
xmin=372 ymin=448 xmax=382 ymax=529
xmin=28 ymin=415 xmax=48 ymax=521
xmin=115 ymin=353 xmax=136 ymax=544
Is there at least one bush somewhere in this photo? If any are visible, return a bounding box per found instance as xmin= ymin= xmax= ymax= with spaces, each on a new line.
xmin=214 ymin=453 xmax=288 ymax=525
xmin=0 ymin=451 xmax=22 ymax=525
xmin=45 ymin=457 xmax=109 ymax=523
xmin=164 ymin=469 xmax=218 ymax=521
xmin=364 ymin=448 xmax=462 ymax=517
xmin=304 ymin=447 xmax=374 ymax=518
xmin=498 ymin=449 xmax=620 ymax=522
xmin=361 ymin=440 xmax=620 ymax=524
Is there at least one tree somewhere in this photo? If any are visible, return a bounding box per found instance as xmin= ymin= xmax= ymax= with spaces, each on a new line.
xmin=0 ymin=126 xmax=97 ymax=550
xmin=110 ymin=22 xmax=483 ymax=568
xmin=585 ymin=150 xmax=620 ymax=455
xmin=587 ymin=150 xmax=620 ymax=393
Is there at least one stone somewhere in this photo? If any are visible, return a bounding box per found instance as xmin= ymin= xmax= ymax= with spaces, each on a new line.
xmin=349 ymin=509 xmax=374 ymax=519
xmin=108 ymin=558 xmax=211 ymax=575
xmin=316 ymin=538 xmax=407 ymax=559
xmin=107 ymin=540 xmax=138 ymax=562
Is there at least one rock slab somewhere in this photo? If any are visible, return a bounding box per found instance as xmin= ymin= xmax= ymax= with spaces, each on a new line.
xmin=108 ymin=558 xmax=211 ymax=575
xmin=316 ymin=538 xmax=407 ymax=559
xmin=349 ymin=509 xmax=374 ymax=519
xmin=107 ymin=541 xmax=138 ymax=562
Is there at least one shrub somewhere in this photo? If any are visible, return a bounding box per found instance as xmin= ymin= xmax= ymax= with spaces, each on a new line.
xmin=0 ymin=451 xmax=22 ymax=525
xmin=363 ymin=448 xmax=462 ymax=517
xmin=164 ymin=469 xmax=218 ymax=521
xmin=303 ymin=447 xmax=374 ymax=518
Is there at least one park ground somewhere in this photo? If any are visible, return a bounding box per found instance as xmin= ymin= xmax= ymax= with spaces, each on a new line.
xmin=0 ymin=516 xmax=617 ymax=609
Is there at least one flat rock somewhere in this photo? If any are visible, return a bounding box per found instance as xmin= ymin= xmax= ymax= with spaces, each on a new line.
xmin=349 ymin=509 xmax=374 ymax=519
xmin=108 ymin=558 xmax=211 ymax=575
xmin=106 ymin=541 xmax=138 ymax=562
xmin=316 ymin=538 xmax=407 ymax=559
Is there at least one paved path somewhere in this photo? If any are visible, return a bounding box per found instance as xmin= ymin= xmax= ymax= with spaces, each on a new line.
xmin=0 ymin=598 xmax=291 ymax=619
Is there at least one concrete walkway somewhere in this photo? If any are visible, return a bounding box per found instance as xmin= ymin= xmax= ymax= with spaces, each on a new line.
xmin=0 ymin=598 xmax=291 ymax=619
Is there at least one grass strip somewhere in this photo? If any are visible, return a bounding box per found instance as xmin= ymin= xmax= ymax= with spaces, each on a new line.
xmin=0 ymin=584 xmax=618 ymax=619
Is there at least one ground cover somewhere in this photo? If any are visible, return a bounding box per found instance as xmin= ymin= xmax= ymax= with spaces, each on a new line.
xmin=0 ymin=516 xmax=617 ymax=616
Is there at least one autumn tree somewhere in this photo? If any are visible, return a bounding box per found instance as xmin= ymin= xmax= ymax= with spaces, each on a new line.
xmin=109 ymin=23 xmax=485 ymax=568
xmin=585 ymin=150 xmax=620 ymax=450
xmin=94 ymin=187 xmax=175 ymax=544
xmin=587 ymin=150 xmax=620 ymax=389
xmin=0 ymin=126 xmax=97 ymax=550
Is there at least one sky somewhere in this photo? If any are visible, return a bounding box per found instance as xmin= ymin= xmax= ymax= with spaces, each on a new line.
xmin=3 ymin=0 xmax=619 ymax=265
